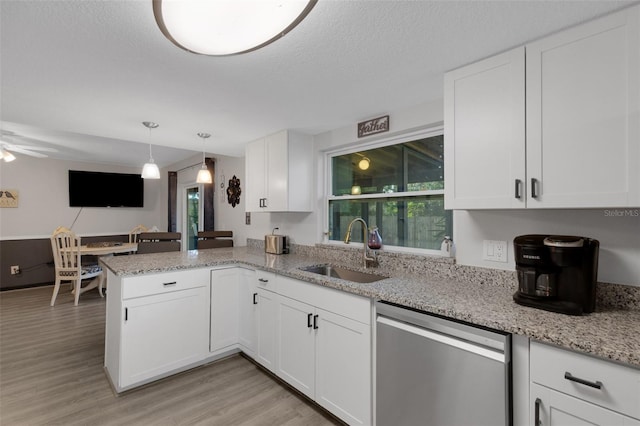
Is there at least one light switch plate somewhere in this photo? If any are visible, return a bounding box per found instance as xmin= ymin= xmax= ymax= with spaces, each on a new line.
xmin=483 ymin=240 xmax=508 ymax=263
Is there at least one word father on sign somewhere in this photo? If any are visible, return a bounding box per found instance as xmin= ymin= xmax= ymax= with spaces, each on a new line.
xmin=357 ymin=115 xmax=389 ymax=138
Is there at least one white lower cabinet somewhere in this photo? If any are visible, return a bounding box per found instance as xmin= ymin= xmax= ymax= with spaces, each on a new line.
xmin=210 ymin=267 xmax=239 ymax=353
xmin=237 ymin=267 xmax=258 ymax=355
xmin=277 ymin=296 xmax=316 ymax=398
xmin=531 ymin=383 xmax=640 ymax=426
xmin=255 ymin=287 xmax=278 ymax=372
xmin=105 ymin=269 xmax=210 ymax=392
xmin=315 ymin=308 xmax=371 ymax=425
xmin=106 ymin=266 xmax=372 ymax=424
xmin=276 ymin=276 xmax=372 ymax=426
xmin=530 ymin=341 xmax=640 ymax=426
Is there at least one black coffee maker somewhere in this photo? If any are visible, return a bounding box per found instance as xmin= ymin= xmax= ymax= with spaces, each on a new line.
xmin=513 ymin=234 xmax=599 ymax=315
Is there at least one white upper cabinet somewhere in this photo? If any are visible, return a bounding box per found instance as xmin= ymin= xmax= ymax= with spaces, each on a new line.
xmin=445 ymin=5 xmax=640 ymax=209
xmin=526 ymin=7 xmax=640 ymax=208
xmin=444 ymin=47 xmax=526 ymax=209
xmin=245 ymin=130 xmax=314 ymax=212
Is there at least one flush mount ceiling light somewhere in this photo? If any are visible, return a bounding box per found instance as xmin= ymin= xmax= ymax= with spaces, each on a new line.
xmin=152 ymin=0 xmax=318 ymax=56
xmin=141 ymin=121 xmax=161 ymax=179
xmin=196 ymin=132 xmax=213 ymax=184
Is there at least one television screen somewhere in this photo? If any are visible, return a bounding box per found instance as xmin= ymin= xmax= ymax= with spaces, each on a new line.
xmin=68 ymin=170 xmax=144 ymax=207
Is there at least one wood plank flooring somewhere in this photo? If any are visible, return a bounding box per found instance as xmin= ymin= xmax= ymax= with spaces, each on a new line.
xmin=0 ymin=286 xmax=343 ymax=426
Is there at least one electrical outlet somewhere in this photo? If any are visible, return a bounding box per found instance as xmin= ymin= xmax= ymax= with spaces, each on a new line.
xmin=483 ymin=240 xmax=508 ymax=263
xmin=10 ymin=265 xmax=20 ymax=275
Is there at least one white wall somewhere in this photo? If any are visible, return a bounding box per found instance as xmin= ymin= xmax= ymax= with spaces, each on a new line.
xmin=212 ymin=154 xmax=251 ymax=246
xmin=0 ymin=156 xmax=165 ymax=238
xmin=455 ymin=209 xmax=640 ymax=286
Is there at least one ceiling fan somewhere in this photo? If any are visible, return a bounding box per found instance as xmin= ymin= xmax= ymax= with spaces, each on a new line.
xmin=0 ymin=130 xmax=58 ymax=160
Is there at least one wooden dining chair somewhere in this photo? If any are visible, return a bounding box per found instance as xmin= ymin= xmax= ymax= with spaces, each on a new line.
xmin=128 ymin=224 xmax=148 ymax=243
xmin=197 ymin=231 xmax=234 ymax=249
xmin=50 ymin=228 xmax=105 ymax=306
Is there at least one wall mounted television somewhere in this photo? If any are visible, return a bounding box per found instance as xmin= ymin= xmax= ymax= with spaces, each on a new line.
xmin=68 ymin=170 xmax=144 ymax=207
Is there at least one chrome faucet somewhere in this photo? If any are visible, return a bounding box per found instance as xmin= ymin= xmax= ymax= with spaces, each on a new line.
xmin=344 ymin=217 xmax=377 ymax=268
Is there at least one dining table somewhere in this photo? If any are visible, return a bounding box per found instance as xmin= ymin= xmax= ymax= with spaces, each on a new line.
xmin=75 ymin=242 xmax=138 ymax=296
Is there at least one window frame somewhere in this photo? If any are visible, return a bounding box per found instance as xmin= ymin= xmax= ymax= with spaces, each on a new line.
xmin=323 ymin=125 xmax=449 ymax=256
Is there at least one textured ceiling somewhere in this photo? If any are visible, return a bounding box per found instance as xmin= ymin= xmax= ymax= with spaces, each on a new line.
xmin=1 ymin=0 xmax=637 ymax=167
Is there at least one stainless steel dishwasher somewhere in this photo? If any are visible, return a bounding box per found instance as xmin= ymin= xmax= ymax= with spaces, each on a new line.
xmin=376 ymin=301 xmax=512 ymax=426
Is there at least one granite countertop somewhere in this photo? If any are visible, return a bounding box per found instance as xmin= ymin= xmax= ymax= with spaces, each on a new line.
xmin=100 ymin=247 xmax=640 ymax=369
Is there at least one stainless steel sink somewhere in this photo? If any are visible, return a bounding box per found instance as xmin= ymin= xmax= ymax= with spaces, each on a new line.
xmin=300 ymin=264 xmax=387 ymax=283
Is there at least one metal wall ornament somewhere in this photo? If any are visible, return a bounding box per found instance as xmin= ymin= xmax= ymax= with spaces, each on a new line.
xmin=226 ymin=175 xmax=241 ymax=207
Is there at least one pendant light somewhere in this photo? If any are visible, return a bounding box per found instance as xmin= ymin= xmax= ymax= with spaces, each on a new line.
xmin=141 ymin=121 xmax=161 ymax=179
xmin=196 ymin=132 xmax=212 ymax=184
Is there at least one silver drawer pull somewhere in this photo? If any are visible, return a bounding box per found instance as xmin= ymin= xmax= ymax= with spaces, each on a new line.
xmin=258 ymin=278 xmax=269 ymax=283
xmin=163 ymin=281 xmax=177 ymax=286
xmin=564 ymin=372 xmax=603 ymax=389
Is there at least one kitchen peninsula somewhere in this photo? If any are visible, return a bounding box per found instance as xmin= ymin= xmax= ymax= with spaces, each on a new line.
xmin=100 ymin=245 xmax=640 ymax=425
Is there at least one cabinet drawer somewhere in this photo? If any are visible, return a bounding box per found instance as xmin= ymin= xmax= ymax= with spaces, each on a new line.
xmin=530 ymin=341 xmax=640 ymax=419
xmin=122 ymin=269 xmax=209 ymax=299
xmin=255 ymin=270 xmax=277 ymax=291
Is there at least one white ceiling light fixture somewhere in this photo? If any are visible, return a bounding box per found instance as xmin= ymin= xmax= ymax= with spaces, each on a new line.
xmin=152 ymin=0 xmax=318 ymax=56
xmin=196 ymin=132 xmax=213 ymax=184
xmin=141 ymin=121 xmax=161 ymax=179
xmin=1 ymin=150 xmax=16 ymax=162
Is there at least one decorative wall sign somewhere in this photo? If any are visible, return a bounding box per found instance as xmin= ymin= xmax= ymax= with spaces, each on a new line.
xmin=226 ymin=175 xmax=241 ymax=208
xmin=0 ymin=189 xmax=18 ymax=208
xmin=358 ymin=115 xmax=389 ymax=138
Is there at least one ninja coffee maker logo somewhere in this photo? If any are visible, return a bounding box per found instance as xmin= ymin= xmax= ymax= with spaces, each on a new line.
xmin=523 ymin=254 xmax=541 ymax=260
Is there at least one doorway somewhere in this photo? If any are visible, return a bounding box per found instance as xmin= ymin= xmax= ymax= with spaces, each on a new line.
xmin=183 ymin=184 xmax=203 ymax=250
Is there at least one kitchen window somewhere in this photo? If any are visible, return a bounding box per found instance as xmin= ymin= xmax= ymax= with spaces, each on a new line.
xmin=327 ymin=127 xmax=452 ymax=252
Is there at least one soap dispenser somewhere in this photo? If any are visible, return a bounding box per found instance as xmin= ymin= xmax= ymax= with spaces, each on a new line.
xmin=441 ymin=236 xmax=454 ymax=257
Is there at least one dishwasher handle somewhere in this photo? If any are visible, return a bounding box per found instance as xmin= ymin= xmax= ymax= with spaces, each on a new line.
xmin=377 ymin=316 xmax=505 ymax=363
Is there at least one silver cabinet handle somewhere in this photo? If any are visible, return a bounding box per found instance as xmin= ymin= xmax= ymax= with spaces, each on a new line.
xmin=515 ymin=179 xmax=522 ymax=199
xmin=564 ymin=372 xmax=603 ymax=389
xmin=531 ymin=178 xmax=538 ymax=199
xmin=534 ymin=398 xmax=541 ymax=426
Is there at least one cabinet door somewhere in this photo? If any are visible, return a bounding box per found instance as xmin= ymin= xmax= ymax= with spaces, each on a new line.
xmin=264 ymin=131 xmax=289 ymax=212
xmin=210 ymin=268 xmax=239 ymax=353
xmin=245 ymin=138 xmax=266 ymax=212
xmin=255 ymin=288 xmax=278 ymax=372
xmin=444 ymin=47 xmax=526 ymax=209
xmin=531 ymin=383 xmax=640 ymax=426
xmin=315 ymin=309 xmax=371 ymax=426
xmin=277 ymin=295 xmax=316 ymax=399
xmin=526 ymin=7 xmax=640 ymax=208
xmin=238 ymin=268 xmax=258 ymax=355
xmin=120 ymin=286 xmax=209 ymax=388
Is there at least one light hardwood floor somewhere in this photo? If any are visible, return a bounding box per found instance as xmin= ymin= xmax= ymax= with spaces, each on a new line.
xmin=0 ymin=285 xmax=343 ymax=426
